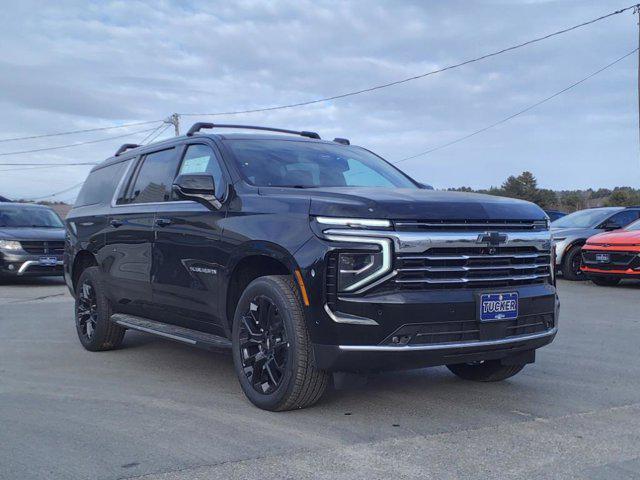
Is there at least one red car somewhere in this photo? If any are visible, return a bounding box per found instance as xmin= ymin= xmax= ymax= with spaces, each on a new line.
xmin=581 ymin=219 xmax=640 ymax=286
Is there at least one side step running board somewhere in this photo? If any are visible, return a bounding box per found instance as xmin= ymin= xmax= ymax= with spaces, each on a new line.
xmin=110 ymin=314 xmax=231 ymax=351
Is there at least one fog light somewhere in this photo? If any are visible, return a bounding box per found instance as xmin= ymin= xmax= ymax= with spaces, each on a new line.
xmin=7 ymin=264 xmax=15 ymax=271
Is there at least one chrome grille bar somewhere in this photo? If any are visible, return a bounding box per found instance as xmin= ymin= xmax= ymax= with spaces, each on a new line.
xmin=395 ymin=273 xmax=550 ymax=285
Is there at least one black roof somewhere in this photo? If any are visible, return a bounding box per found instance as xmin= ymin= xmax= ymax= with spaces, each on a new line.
xmin=100 ymin=130 xmax=346 ymax=170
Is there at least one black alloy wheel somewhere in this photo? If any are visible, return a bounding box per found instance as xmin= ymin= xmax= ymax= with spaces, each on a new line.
xmin=562 ymin=245 xmax=585 ymax=281
xmin=74 ymin=266 xmax=125 ymax=351
xmin=232 ymin=275 xmax=329 ymax=411
xmin=76 ymin=282 xmax=98 ymax=341
xmin=239 ymin=295 xmax=289 ymax=395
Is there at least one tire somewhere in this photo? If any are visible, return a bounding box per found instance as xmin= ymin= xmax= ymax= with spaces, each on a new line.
xmin=447 ymin=360 xmax=525 ymax=382
xmin=232 ymin=275 xmax=329 ymax=411
xmin=74 ymin=266 xmax=125 ymax=351
xmin=561 ymin=244 xmax=585 ymax=281
xmin=589 ymin=276 xmax=621 ymax=287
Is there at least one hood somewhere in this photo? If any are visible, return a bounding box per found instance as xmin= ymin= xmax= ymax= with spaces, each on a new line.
xmin=551 ymin=227 xmax=598 ymax=238
xmin=0 ymin=227 xmax=65 ymax=241
xmin=259 ymin=187 xmax=545 ymax=221
xmin=587 ymin=229 xmax=640 ymax=246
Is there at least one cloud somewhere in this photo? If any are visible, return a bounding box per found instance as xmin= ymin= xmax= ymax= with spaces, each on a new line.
xmin=0 ymin=0 xmax=637 ymax=200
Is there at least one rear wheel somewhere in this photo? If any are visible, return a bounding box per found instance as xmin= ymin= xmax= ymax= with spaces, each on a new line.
xmin=447 ymin=360 xmax=525 ymax=382
xmin=589 ymin=276 xmax=621 ymax=287
xmin=232 ymin=275 xmax=328 ymax=411
xmin=561 ymin=245 xmax=585 ymax=281
xmin=75 ymin=267 xmax=125 ymax=351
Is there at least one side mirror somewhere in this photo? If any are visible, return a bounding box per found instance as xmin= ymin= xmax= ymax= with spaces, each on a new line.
xmin=601 ymin=220 xmax=621 ymax=231
xmin=172 ymin=174 xmax=221 ymax=209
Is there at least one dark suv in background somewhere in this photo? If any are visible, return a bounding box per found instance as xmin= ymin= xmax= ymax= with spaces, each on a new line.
xmin=65 ymin=123 xmax=558 ymax=411
xmin=0 ymin=203 xmax=65 ymax=278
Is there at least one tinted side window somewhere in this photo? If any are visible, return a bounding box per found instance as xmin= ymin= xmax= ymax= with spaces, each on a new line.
xmin=178 ymin=144 xmax=225 ymax=198
xmin=75 ymin=160 xmax=130 ymax=207
xmin=127 ymin=148 xmax=178 ymax=204
xmin=607 ymin=210 xmax=640 ymax=228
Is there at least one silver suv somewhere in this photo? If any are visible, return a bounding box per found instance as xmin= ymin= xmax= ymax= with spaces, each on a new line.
xmin=551 ymin=207 xmax=640 ymax=280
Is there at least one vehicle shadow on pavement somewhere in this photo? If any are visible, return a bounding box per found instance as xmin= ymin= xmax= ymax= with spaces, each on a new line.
xmin=118 ymin=329 xmax=537 ymax=416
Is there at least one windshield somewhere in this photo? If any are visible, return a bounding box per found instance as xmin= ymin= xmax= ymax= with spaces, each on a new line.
xmin=0 ymin=207 xmax=64 ymax=228
xmin=551 ymin=209 xmax=617 ymax=229
xmin=225 ymin=139 xmax=417 ymax=188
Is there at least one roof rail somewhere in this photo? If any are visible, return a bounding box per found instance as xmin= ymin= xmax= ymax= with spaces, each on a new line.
xmin=115 ymin=143 xmax=141 ymax=156
xmin=186 ymin=122 xmax=321 ymax=139
xmin=333 ymin=137 xmax=350 ymax=145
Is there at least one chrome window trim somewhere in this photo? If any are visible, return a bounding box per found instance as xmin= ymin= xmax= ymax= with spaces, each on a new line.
xmin=338 ymin=327 xmax=557 ymax=352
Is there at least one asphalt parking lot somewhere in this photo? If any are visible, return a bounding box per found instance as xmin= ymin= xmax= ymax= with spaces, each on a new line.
xmin=1 ymin=278 xmax=639 ymax=480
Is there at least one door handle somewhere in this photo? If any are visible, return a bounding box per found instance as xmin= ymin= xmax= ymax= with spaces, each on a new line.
xmin=110 ymin=219 xmax=123 ymax=228
xmin=155 ymin=218 xmax=172 ymax=227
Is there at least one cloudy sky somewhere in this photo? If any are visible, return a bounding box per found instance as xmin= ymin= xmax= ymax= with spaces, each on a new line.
xmin=0 ymin=0 xmax=638 ymax=202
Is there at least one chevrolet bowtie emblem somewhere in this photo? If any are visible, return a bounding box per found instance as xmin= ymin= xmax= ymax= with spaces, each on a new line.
xmin=477 ymin=232 xmax=508 ymax=246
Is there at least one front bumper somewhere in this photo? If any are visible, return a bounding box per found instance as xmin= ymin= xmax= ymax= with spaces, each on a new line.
xmin=313 ymin=327 xmax=556 ymax=371
xmin=310 ymin=283 xmax=559 ymax=372
xmin=0 ymin=252 xmax=64 ymax=277
xmin=581 ymin=247 xmax=640 ymax=277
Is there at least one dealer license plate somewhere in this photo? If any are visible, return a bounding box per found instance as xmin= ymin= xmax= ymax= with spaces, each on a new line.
xmin=38 ymin=256 xmax=58 ymax=266
xmin=595 ymin=253 xmax=610 ymax=263
xmin=479 ymin=292 xmax=518 ymax=322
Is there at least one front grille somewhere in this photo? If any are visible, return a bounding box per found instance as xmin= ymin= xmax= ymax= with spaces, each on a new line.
xmin=582 ymin=250 xmax=639 ymax=270
xmin=20 ymin=241 xmax=64 ymax=255
xmin=395 ymin=246 xmax=551 ymax=289
xmin=394 ymin=219 xmax=547 ymax=232
xmin=381 ymin=312 xmax=554 ymax=346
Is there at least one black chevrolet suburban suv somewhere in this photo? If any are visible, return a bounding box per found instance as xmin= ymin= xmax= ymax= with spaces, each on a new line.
xmin=64 ymin=123 xmax=559 ymax=411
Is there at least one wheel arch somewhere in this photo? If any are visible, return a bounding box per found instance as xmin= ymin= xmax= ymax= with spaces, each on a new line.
xmin=223 ymin=241 xmax=301 ymax=334
xmin=71 ymin=250 xmax=98 ymax=293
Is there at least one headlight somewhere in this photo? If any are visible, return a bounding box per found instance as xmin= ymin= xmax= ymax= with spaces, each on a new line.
xmin=0 ymin=240 xmax=22 ymax=250
xmin=552 ymin=237 xmax=566 ymax=242
xmin=316 ymin=217 xmax=391 ymax=229
xmin=325 ymin=235 xmax=392 ymax=292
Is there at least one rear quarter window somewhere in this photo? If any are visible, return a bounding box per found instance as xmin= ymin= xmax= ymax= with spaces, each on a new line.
xmin=74 ymin=160 xmax=131 ymax=207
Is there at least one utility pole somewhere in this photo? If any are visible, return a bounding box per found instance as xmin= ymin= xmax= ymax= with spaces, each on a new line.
xmin=636 ymin=5 xmax=640 ymax=159
xmin=164 ymin=113 xmax=180 ymax=136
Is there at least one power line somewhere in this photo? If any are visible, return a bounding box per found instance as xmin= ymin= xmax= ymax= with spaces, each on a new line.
xmin=145 ymin=124 xmax=171 ymax=144
xmin=26 ymin=181 xmax=86 ymax=201
xmin=0 ymin=124 xmax=162 ymax=157
xmin=0 ymin=162 xmax=98 ymax=166
xmin=0 ymin=164 xmax=96 ymax=172
xmin=180 ymin=4 xmax=637 ymax=117
xmin=0 ymin=119 xmax=164 ymax=144
xmin=393 ymin=47 xmax=639 ymax=165
xmin=140 ymin=123 xmax=166 ymax=144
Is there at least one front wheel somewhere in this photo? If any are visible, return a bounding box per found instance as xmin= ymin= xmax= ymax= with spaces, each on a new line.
xmin=561 ymin=245 xmax=585 ymax=281
xmin=447 ymin=360 xmax=525 ymax=382
xmin=75 ymin=267 xmax=125 ymax=351
xmin=232 ymin=275 xmax=329 ymax=411
xmin=589 ymin=276 xmax=621 ymax=287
